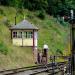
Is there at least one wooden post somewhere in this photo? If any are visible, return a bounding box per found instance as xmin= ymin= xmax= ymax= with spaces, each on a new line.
xmin=33 ymin=30 xmax=35 ymax=51
xmin=33 ymin=30 xmax=36 ymax=63
xmin=52 ymin=59 xmax=54 ymax=75
xmin=22 ymin=32 xmax=23 ymax=47
xmin=33 ymin=30 xmax=38 ymax=63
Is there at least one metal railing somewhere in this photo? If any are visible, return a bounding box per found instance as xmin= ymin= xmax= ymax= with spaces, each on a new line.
xmin=49 ymin=55 xmax=71 ymax=75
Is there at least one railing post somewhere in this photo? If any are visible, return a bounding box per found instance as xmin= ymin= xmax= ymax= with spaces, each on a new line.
xmin=64 ymin=66 xmax=67 ymax=75
xmin=50 ymin=56 xmax=56 ymax=75
xmin=68 ymin=56 xmax=71 ymax=75
xmin=52 ymin=57 xmax=54 ymax=75
xmin=54 ymin=56 xmax=55 ymax=64
xmin=61 ymin=65 xmax=64 ymax=75
xmin=50 ymin=56 xmax=54 ymax=74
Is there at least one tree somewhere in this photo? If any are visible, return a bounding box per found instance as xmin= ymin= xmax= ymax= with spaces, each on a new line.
xmin=23 ymin=0 xmax=48 ymax=11
xmin=0 ymin=0 xmax=74 ymax=17
xmin=0 ymin=0 xmax=9 ymax=6
xmin=47 ymin=0 xmax=72 ymax=17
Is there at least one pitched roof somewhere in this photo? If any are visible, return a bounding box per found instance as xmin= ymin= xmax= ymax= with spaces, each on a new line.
xmin=10 ymin=20 xmax=38 ymax=30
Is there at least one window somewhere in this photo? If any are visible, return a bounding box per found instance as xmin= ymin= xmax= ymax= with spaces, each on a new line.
xmin=22 ymin=32 xmax=33 ymax=38
xmin=23 ymin=32 xmax=27 ymax=38
xmin=13 ymin=32 xmax=17 ymax=38
xmin=17 ymin=31 xmax=22 ymax=38
xmin=13 ymin=31 xmax=33 ymax=38
xmin=27 ymin=32 xmax=33 ymax=38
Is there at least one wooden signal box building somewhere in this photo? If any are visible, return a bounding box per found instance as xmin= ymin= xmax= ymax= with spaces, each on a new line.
xmin=10 ymin=20 xmax=38 ymax=47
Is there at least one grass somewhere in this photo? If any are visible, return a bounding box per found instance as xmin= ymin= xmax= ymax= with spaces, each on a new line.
xmin=0 ymin=6 xmax=70 ymax=70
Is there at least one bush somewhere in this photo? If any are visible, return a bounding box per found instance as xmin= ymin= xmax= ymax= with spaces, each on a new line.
xmin=17 ymin=8 xmax=23 ymax=15
xmin=27 ymin=14 xmax=34 ymax=19
xmin=0 ymin=9 xmax=4 ymax=15
xmin=56 ymin=49 xmax=63 ymax=55
xmin=0 ymin=42 xmax=8 ymax=55
xmin=2 ymin=17 xmax=10 ymax=27
xmin=37 ymin=10 xmax=45 ymax=20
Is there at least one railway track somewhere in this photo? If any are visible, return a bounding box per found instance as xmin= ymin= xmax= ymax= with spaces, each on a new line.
xmin=0 ymin=62 xmax=67 ymax=75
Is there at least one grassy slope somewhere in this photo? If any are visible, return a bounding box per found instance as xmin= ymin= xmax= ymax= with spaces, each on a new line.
xmin=0 ymin=6 xmax=70 ymax=70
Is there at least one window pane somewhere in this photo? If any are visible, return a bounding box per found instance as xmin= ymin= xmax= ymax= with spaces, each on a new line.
xmin=30 ymin=32 xmax=33 ymax=38
xmin=13 ymin=31 xmax=33 ymax=38
xmin=27 ymin=32 xmax=30 ymax=38
xmin=23 ymin=32 xmax=26 ymax=38
xmin=13 ymin=32 xmax=17 ymax=38
xmin=27 ymin=32 xmax=33 ymax=38
xmin=17 ymin=31 xmax=22 ymax=38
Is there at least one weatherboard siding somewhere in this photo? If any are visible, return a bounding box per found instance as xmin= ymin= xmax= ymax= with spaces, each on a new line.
xmin=12 ymin=38 xmax=33 ymax=46
xmin=23 ymin=39 xmax=33 ymax=46
xmin=13 ymin=38 xmax=22 ymax=46
xmin=12 ymin=30 xmax=38 ymax=47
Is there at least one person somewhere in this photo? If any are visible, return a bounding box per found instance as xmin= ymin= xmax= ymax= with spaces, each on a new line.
xmin=43 ymin=44 xmax=48 ymax=50
xmin=43 ymin=44 xmax=48 ymax=55
xmin=37 ymin=52 xmax=40 ymax=64
xmin=43 ymin=44 xmax=49 ymax=64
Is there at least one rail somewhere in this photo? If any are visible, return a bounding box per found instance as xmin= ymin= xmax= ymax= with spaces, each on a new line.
xmin=0 ymin=62 xmax=67 ymax=75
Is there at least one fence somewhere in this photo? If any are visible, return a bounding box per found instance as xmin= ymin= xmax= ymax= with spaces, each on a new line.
xmin=49 ymin=55 xmax=71 ymax=75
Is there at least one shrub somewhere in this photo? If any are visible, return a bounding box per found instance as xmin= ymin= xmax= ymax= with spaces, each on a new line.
xmin=0 ymin=9 xmax=4 ymax=15
xmin=2 ymin=17 xmax=10 ymax=27
xmin=56 ymin=49 xmax=63 ymax=55
xmin=0 ymin=42 xmax=8 ymax=55
xmin=0 ymin=8 xmax=5 ymax=16
xmin=37 ymin=10 xmax=45 ymax=20
xmin=17 ymin=9 xmax=23 ymax=15
xmin=27 ymin=14 xmax=34 ymax=19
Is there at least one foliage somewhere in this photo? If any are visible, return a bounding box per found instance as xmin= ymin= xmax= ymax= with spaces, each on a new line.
xmin=0 ymin=6 xmax=70 ymax=55
xmin=47 ymin=0 xmax=70 ymax=17
xmin=0 ymin=8 xmax=4 ymax=15
xmin=0 ymin=42 xmax=8 ymax=55
xmin=23 ymin=0 xmax=48 ymax=11
xmin=0 ymin=0 xmax=75 ymax=17
xmin=37 ymin=10 xmax=45 ymax=19
xmin=0 ymin=6 xmax=70 ymax=69
xmin=2 ymin=18 xmax=10 ymax=27
xmin=56 ymin=49 xmax=63 ymax=55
